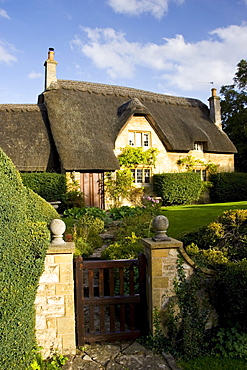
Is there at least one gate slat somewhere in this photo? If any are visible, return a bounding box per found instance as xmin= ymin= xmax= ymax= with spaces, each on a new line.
xmin=99 ymin=269 xmax=105 ymax=333
xmin=129 ymin=264 xmax=135 ymax=330
xmin=119 ymin=267 xmax=125 ymax=332
xmin=88 ymin=269 xmax=95 ymax=333
xmin=76 ymin=256 xmax=85 ymax=347
xmin=109 ymin=268 xmax=115 ymax=332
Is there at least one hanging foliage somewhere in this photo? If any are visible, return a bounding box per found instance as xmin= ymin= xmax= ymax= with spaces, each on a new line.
xmin=118 ymin=146 xmax=158 ymax=168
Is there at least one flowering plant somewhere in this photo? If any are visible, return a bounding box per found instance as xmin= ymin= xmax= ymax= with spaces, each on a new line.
xmin=141 ymin=196 xmax=162 ymax=216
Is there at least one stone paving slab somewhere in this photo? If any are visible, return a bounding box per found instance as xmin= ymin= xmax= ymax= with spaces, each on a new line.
xmin=62 ymin=341 xmax=181 ymax=370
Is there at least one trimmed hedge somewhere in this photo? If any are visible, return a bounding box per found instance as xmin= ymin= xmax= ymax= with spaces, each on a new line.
xmin=210 ymin=172 xmax=247 ymax=203
xmin=20 ymin=172 xmax=66 ymax=201
xmin=0 ymin=149 xmax=59 ymax=368
xmin=153 ymin=172 xmax=202 ymax=205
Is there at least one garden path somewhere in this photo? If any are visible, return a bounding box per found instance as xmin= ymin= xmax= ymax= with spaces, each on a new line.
xmin=62 ymin=341 xmax=181 ymax=370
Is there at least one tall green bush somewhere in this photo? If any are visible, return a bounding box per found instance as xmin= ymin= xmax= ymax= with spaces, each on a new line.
xmin=21 ymin=172 xmax=66 ymax=201
xmin=213 ymin=261 xmax=247 ymax=331
xmin=0 ymin=148 xmax=59 ymax=369
xmin=210 ymin=172 xmax=247 ymax=202
xmin=153 ymin=172 xmax=202 ymax=205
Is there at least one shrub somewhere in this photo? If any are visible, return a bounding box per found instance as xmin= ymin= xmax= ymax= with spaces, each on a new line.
xmin=212 ymin=327 xmax=247 ymax=359
xmin=60 ymin=190 xmax=84 ymax=211
xmin=20 ymin=172 xmax=66 ymax=201
xmin=210 ymin=172 xmax=247 ymax=203
xmin=0 ymin=148 xmax=59 ymax=369
xmin=153 ymin=172 xmax=202 ymax=205
xmin=73 ymin=215 xmax=104 ymax=257
xmin=141 ymin=196 xmax=162 ymax=216
xmin=213 ymin=260 xmax=247 ymax=331
xmin=186 ymin=243 xmax=228 ymax=268
xmin=64 ymin=206 xmax=107 ymax=222
xmin=107 ymin=206 xmax=142 ymax=220
xmin=101 ymin=232 xmax=144 ymax=260
xmin=183 ymin=209 xmax=247 ymax=262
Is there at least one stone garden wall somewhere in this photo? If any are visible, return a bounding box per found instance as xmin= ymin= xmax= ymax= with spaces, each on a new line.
xmin=35 ymin=220 xmax=76 ymax=358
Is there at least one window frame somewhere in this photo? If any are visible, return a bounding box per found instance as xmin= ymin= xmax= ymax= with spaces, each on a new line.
xmin=130 ymin=168 xmax=151 ymax=184
xmin=193 ymin=168 xmax=207 ymax=181
xmin=128 ymin=131 xmax=151 ymax=148
xmin=194 ymin=141 xmax=205 ymax=151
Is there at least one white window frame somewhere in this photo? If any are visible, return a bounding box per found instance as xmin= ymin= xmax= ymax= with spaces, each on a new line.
xmin=128 ymin=131 xmax=151 ymax=148
xmin=130 ymin=168 xmax=151 ymax=184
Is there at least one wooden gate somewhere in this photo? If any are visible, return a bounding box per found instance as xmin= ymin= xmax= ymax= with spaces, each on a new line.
xmin=76 ymin=254 xmax=148 ymax=346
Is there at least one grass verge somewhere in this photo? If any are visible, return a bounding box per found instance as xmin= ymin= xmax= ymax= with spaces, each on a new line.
xmin=178 ymin=356 xmax=247 ymax=369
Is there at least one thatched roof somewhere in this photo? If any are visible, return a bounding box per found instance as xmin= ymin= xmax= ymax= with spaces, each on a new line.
xmin=41 ymin=79 xmax=236 ymax=171
xmin=0 ymin=104 xmax=59 ymax=171
xmin=0 ymin=80 xmax=236 ymax=173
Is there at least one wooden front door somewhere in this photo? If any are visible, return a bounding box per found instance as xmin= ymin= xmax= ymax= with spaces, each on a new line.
xmin=80 ymin=172 xmax=104 ymax=209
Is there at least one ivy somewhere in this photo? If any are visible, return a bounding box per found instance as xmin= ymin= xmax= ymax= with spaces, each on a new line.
xmin=118 ymin=146 xmax=158 ymax=168
xmin=164 ymin=256 xmax=210 ymax=360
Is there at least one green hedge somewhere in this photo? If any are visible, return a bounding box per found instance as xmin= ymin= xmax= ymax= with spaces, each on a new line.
xmin=0 ymin=149 xmax=59 ymax=369
xmin=20 ymin=172 xmax=66 ymax=201
xmin=153 ymin=172 xmax=202 ymax=205
xmin=210 ymin=172 xmax=247 ymax=203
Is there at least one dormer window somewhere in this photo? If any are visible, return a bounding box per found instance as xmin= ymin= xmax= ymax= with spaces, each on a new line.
xmin=194 ymin=141 xmax=204 ymax=151
xmin=128 ymin=131 xmax=150 ymax=147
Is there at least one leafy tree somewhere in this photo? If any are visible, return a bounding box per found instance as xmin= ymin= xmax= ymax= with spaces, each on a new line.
xmin=220 ymin=59 xmax=247 ymax=172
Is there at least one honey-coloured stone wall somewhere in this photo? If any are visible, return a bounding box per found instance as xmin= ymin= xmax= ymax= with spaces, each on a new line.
xmin=35 ymin=242 xmax=76 ymax=358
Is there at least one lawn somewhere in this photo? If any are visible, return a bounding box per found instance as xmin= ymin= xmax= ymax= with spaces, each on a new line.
xmin=161 ymin=201 xmax=247 ymax=239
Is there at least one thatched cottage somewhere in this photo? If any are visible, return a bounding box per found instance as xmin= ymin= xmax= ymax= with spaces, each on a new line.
xmin=0 ymin=48 xmax=236 ymax=208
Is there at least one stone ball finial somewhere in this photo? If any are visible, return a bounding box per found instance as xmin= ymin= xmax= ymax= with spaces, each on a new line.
xmin=50 ymin=219 xmax=66 ymax=245
xmin=152 ymin=215 xmax=170 ymax=242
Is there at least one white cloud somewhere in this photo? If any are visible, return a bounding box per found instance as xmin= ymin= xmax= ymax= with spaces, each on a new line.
xmin=71 ymin=24 xmax=247 ymax=94
xmin=106 ymin=0 xmax=184 ymax=19
xmin=28 ymin=71 xmax=43 ymax=79
xmin=0 ymin=8 xmax=10 ymax=19
xmin=0 ymin=41 xmax=17 ymax=64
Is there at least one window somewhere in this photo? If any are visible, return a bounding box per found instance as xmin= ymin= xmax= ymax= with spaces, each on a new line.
xmin=194 ymin=141 xmax=204 ymax=151
xmin=194 ymin=169 xmax=207 ymax=181
xmin=128 ymin=131 xmax=150 ymax=147
xmin=130 ymin=168 xmax=151 ymax=184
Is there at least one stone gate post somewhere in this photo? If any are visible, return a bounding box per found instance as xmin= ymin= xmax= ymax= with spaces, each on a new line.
xmin=35 ymin=219 xmax=76 ymax=358
xmin=141 ymin=215 xmax=183 ymax=334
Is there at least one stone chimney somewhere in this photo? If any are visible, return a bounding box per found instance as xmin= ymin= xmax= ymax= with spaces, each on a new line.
xmin=208 ymin=88 xmax=222 ymax=130
xmin=44 ymin=47 xmax=58 ymax=90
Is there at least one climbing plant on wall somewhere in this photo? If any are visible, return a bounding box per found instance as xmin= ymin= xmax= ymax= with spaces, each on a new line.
xmin=118 ymin=146 xmax=158 ymax=168
xmin=177 ymin=155 xmax=218 ymax=174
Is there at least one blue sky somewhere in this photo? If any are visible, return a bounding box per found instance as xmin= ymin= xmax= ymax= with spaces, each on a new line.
xmin=1 ymin=0 xmax=247 ymax=105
